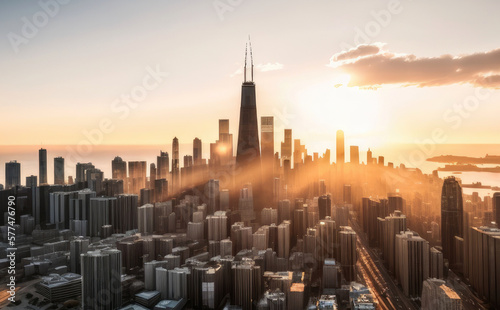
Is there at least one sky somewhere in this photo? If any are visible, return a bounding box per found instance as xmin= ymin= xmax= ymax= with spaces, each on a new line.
xmin=1 ymin=0 xmax=500 ymax=155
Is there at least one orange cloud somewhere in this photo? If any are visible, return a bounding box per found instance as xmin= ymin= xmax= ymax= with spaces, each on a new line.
xmin=329 ymin=44 xmax=500 ymax=89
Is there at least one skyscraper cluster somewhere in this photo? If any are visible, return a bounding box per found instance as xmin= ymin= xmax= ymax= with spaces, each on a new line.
xmin=3 ymin=43 xmax=497 ymax=310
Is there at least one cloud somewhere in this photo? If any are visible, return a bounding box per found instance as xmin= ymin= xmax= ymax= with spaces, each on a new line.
xmin=256 ymin=62 xmax=284 ymax=72
xmin=329 ymin=44 xmax=500 ymax=89
xmin=331 ymin=43 xmax=382 ymax=63
xmin=230 ymin=68 xmax=242 ymax=78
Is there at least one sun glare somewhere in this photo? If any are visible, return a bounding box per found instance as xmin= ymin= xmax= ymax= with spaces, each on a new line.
xmin=295 ymin=74 xmax=381 ymax=139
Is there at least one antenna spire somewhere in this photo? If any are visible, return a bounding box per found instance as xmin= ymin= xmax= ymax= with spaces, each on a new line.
xmin=243 ymin=36 xmax=254 ymax=83
xmin=249 ymin=35 xmax=253 ymax=82
xmin=244 ymin=43 xmax=248 ymax=82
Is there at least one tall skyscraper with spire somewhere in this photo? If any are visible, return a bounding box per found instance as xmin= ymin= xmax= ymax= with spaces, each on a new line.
xmin=236 ymin=38 xmax=261 ymax=175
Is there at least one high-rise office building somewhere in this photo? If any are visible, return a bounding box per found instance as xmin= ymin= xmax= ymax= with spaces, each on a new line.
xmin=115 ymin=194 xmax=138 ymax=233
xmin=281 ymin=129 xmax=292 ymax=163
xmin=210 ymin=119 xmax=234 ymax=167
xmin=172 ymin=137 xmax=180 ymax=192
xmin=236 ymin=40 xmax=261 ymax=178
xmin=193 ymin=137 xmax=202 ymax=165
xmin=183 ymin=155 xmax=193 ymax=168
xmin=104 ymin=178 xmax=124 ymax=198
xmin=468 ymin=226 xmax=500 ymax=306
xmin=289 ymin=283 xmax=305 ymax=310
xmin=76 ymin=162 xmax=95 ymax=183
xmin=187 ymin=221 xmax=204 ymax=240
xmin=219 ymin=119 xmax=233 ymax=165
xmin=111 ymin=156 xmax=127 ymax=180
xmin=293 ymin=139 xmax=306 ymax=166
xmin=379 ymin=211 xmax=407 ymax=275
xmin=388 ymin=194 xmax=404 ymax=215
xmin=148 ymin=163 xmax=156 ymax=190
xmin=167 ymin=267 xmax=190 ymax=300
xmin=198 ymin=264 xmax=224 ymax=309
xmin=128 ymin=161 xmax=147 ymax=195
xmin=39 ymin=148 xmax=47 ymax=185
xmin=362 ymin=197 xmax=386 ymax=247
xmin=252 ymin=228 xmax=267 ymax=250
xmin=70 ymin=237 xmax=89 ymax=274
xmin=318 ymin=194 xmax=332 ymax=220
xmin=138 ymin=203 xmax=154 ymax=235
xmin=340 ymin=227 xmax=357 ymax=282
xmin=261 ymin=291 xmax=286 ymax=310
xmin=278 ymin=199 xmax=291 ymax=224
xmin=86 ymin=168 xmax=104 ymax=194
xmin=367 ymin=148 xmax=373 ymax=165
xmin=350 ymin=145 xmax=359 ymax=164
xmin=239 ymin=184 xmax=255 ymax=223
xmin=395 ymin=231 xmax=430 ymax=298
xmin=493 ymin=192 xmax=500 ymax=228
xmin=261 ymin=208 xmax=278 ymax=225
xmin=5 ymin=160 xmax=21 ymax=189
xmin=89 ymin=197 xmax=115 ymax=237
xmin=232 ymin=261 xmax=262 ymax=310
xmin=429 ymin=247 xmax=444 ymax=279
xmin=318 ymin=217 xmax=336 ymax=262
xmin=54 ymin=156 xmax=65 ymax=185
xmin=50 ymin=191 xmax=78 ymax=229
xmin=154 ymin=179 xmax=168 ymax=203
xmin=206 ymin=179 xmax=220 ymax=215
xmin=441 ymin=176 xmax=463 ymax=271
xmin=336 ymin=130 xmax=344 ymax=164
xmin=277 ymin=221 xmax=290 ymax=258
xmin=231 ymin=222 xmax=253 ymax=253
xmin=26 ymin=175 xmax=37 ymax=188
xmin=421 ymin=278 xmax=462 ymax=310
xmin=81 ymin=249 xmax=122 ymax=310
xmin=140 ymin=188 xmax=154 ymax=205
xmin=207 ymin=211 xmax=228 ymax=241
xmin=323 ymin=259 xmax=342 ymax=292
xmin=378 ymin=156 xmax=384 ymax=166
xmin=261 ymin=116 xmax=274 ymax=201
xmin=343 ymin=185 xmax=352 ymax=204
xmin=220 ymin=238 xmax=232 ymax=257
xmin=157 ymin=151 xmax=169 ymax=180
xmin=261 ymin=116 xmax=274 ymax=164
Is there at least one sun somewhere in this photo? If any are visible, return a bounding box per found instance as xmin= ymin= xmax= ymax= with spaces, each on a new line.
xmin=295 ymin=74 xmax=381 ymax=139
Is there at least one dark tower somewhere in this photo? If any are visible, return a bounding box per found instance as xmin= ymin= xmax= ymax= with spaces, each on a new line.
xmin=39 ymin=148 xmax=47 ymax=185
xmin=493 ymin=192 xmax=500 ymax=229
xmin=236 ymin=38 xmax=261 ymax=175
xmin=441 ymin=176 xmax=463 ymax=271
xmin=54 ymin=156 xmax=65 ymax=185
xmin=172 ymin=137 xmax=180 ymax=193
xmin=193 ymin=138 xmax=202 ymax=166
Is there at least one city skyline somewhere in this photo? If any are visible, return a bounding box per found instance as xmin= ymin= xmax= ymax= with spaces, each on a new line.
xmin=2 ymin=1 xmax=500 ymax=149
xmin=2 ymin=2 xmax=500 ymax=309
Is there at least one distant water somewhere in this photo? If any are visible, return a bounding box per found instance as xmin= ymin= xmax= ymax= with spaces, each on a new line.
xmin=1 ymin=143 xmax=499 ymax=197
